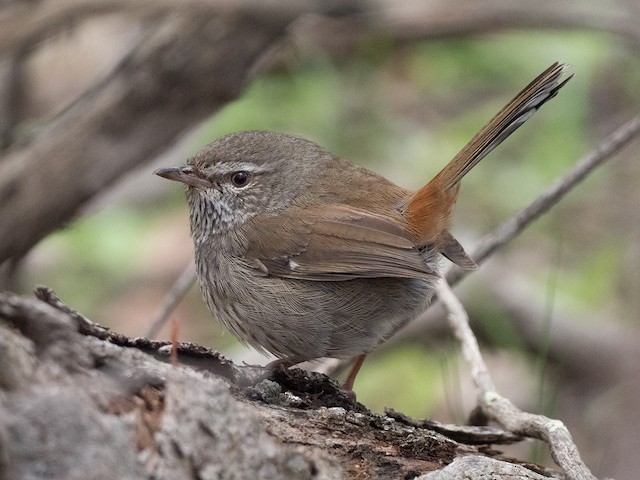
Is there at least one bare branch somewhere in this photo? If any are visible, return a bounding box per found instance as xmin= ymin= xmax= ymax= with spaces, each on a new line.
xmin=0 ymin=0 xmax=333 ymax=54
xmin=297 ymin=0 xmax=640 ymax=53
xmin=436 ymin=280 xmax=495 ymax=394
xmin=418 ymin=455 xmax=552 ymax=480
xmin=436 ymin=279 xmax=596 ymax=480
xmin=145 ymin=262 xmax=196 ymax=339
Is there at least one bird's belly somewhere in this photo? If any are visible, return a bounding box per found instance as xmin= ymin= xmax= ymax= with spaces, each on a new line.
xmin=197 ymin=255 xmax=436 ymax=360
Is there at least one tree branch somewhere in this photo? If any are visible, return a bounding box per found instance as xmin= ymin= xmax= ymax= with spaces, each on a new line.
xmin=436 ymin=279 xmax=596 ymax=480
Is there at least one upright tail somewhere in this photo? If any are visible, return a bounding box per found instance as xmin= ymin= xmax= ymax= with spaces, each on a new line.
xmin=404 ymin=62 xmax=571 ymax=268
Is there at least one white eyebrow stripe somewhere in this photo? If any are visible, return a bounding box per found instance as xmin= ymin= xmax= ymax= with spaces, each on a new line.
xmin=206 ymin=162 xmax=270 ymax=175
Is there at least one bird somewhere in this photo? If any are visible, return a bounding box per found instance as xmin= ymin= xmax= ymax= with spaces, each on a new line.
xmin=155 ymin=62 xmax=571 ymax=392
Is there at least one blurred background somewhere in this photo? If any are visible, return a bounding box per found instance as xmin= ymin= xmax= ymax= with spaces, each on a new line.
xmin=1 ymin=1 xmax=639 ymax=478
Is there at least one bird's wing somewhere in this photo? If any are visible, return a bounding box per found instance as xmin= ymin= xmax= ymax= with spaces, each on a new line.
xmin=242 ymin=204 xmax=437 ymax=281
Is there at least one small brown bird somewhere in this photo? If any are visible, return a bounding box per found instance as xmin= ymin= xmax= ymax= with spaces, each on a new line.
xmin=156 ymin=63 xmax=570 ymax=391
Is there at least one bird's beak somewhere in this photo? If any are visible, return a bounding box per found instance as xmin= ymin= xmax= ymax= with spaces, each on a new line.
xmin=154 ymin=166 xmax=211 ymax=188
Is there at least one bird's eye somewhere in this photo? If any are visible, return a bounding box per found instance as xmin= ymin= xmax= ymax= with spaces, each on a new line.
xmin=230 ymin=171 xmax=250 ymax=187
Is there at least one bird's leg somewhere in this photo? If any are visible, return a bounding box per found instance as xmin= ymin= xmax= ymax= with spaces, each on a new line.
xmin=341 ymin=354 xmax=367 ymax=392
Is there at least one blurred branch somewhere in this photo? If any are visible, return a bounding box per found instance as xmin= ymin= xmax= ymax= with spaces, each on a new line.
xmin=3 ymin=0 xmax=640 ymax=57
xmin=291 ymin=0 xmax=640 ymax=54
xmin=0 ymin=55 xmax=24 ymax=150
xmin=0 ymin=9 xmax=297 ymax=263
xmin=0 ymin=0 xmax=338 ymax=55
xmin=146 ymin=262 xmax=196 ymax=339
xmin=436 ymin=279 xmax=596 ymax=480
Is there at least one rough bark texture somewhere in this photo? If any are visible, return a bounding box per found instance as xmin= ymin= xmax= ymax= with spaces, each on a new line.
xmin=0 ymin=289 xmax=561 ymax=480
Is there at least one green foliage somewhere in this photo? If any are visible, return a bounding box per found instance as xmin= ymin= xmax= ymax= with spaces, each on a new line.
xmin=538 ymin=241 xmax=625 ymax=309
xmin=199 ymin=61 xmax=395 ymax=164
xmin=28 ymin=209 xmax=151 ymax=314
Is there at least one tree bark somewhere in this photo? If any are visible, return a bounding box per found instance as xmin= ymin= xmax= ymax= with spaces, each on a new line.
xmin=0 ymin=289 xmax=564 ymax=479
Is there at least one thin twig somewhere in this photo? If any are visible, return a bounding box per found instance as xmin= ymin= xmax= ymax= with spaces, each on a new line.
xmin=145 ymin=262 xmax=196 ymax=339
xmin=447 ymin=114 xmax=640 ymax=286
xmin=436 ymin=279 xmax=596 ymax=480
xmin=436 ymin=279 xmax=495 ymax=394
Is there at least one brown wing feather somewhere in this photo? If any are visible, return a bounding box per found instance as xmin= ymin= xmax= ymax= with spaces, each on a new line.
xmin=243 ymin=205 xmax=436 ymax=281
xmin=437 ymin=230 xmax=477 ymax=270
